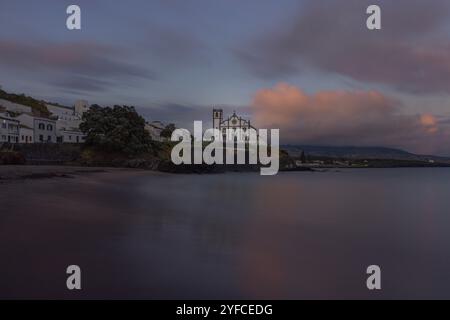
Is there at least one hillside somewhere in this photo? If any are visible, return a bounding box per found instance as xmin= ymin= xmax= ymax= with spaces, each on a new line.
xmin=283 ymin=145 xmax=450 ymax=164
xmin=0 ymin=89 xmax=50 ymax=117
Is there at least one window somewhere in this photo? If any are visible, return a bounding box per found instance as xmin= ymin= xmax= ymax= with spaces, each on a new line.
xmin=47 ymin=124 xmax=53 ymax=131
xmin=69 ymin=135 xmax=72 ymax=140
xmin=2 ymin=122 xmax=6 ymax=129
xmin=39 ymin=135 xmax=43 ymax=142
xmin=22 ymin=135 xmax=24 ymax=141
xmin=39 ymin=123 xmax=45 ymax=130
xmin=48 ymin=136 xmax=51 ymax=142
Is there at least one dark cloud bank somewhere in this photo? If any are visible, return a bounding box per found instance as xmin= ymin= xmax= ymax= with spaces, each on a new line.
xmin=0 ymin=40 xmax=155 ymax=93
xmin=237 ymin=0 xmax=450 ymax=94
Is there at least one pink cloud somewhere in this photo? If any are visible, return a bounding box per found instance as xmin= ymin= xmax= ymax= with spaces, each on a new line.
xmin=251 ymin=83 xmax=449 ymax=155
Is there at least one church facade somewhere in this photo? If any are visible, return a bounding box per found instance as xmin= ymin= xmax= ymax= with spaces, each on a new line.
xmin=213 ymin=109 xmax=256 ymax=141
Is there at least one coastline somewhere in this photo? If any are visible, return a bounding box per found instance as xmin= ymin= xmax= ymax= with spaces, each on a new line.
xmin=2 ymin=162 xmax=450 ymax=182
xmin=0 ymin=165 xmax=141 ymax=182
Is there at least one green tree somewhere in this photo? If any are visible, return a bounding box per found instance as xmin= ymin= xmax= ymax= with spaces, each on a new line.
xmin=160 ymin=123 xmax=176 ymax=139
xmin=80 ymin=105 xmax=151 ymax=155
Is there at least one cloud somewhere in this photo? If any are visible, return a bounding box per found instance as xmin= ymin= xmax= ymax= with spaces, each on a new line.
xmin=237 ymin=0 xmax=450 ymax=94
xmin=49 ymin=76 xmax=111 ymax=93
xmin=420 ymin=114 xmax=439 ymax=134
xmin=251 ymin=83 xmax=450 ymax=155
xmin=143 ymin=27 xmax=210 ymax=67
xmin=0 ymin=40 xmax=156 ymax=92
xmin=137 ymin=102 xmax=251 ymax=130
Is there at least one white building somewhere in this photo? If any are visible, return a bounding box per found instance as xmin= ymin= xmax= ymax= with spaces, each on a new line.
xmin=46 ymin=100 xmax=88 ymax=143
xmin=19 ymin=124 xmax=34 ymax=143
xmin=57 ymin=128 xmax=85 ymax=144
xmin=213 ymin=109 xmax=256 ymax=141
xmin=145 ymin=120 xmax=168 ymax=142
xmin=0 ymin=112 xmax=20 ymax=143
xmin=0 ymin=98 xmax=32 ymax=114
xmin=75 ymin=100 xmax=89 ymax=116
xmin=15 ymin=113 xmax=57 ymax=143
xmin=0 ymin=98 xmax=88 ymax=144
xmin=46 ymin=104 xmax=80 ymax=122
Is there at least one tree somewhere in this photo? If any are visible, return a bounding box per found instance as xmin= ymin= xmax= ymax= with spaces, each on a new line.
xmin=80 ymin=105 xmax=151 ymax=155
xmin=160 ymin=123 xmax=176 ymax=139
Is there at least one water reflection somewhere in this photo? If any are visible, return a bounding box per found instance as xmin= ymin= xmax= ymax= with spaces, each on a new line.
xmin=1 ymin=168 xmax=450 ymax=298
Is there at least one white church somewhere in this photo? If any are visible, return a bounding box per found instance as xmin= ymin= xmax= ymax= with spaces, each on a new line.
xmin=213 ymin=109 xmax=256 ymax=142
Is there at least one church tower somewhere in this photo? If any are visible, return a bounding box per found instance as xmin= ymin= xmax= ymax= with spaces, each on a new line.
xmin=213 ymin=108 xmax=223 ymax=130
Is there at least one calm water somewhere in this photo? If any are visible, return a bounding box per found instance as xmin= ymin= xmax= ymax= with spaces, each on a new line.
xmin=1 ymin=168 xmax=450 ymax=299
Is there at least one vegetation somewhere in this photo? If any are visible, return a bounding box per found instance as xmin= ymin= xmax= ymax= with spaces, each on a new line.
xmin=0 ymin=88 xmax=50 ymax=117
xmin=80 ymin=105 xmax=152 ymax=155
xmin=160 ymin=123 xmax=176 ymax=139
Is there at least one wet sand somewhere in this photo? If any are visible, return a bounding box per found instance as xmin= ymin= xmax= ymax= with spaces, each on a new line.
xmin=0 ymin=165 xmax=128 ymax=181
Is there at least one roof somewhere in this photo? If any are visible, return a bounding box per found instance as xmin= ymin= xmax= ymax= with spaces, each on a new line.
xmin=0 ymin=115 xmax=20 ymax=122
xmin=60 ymin=128 xmax=83 ymax=134
xmin=17 ymin=113 xmax=55 ymax=122
xmin=146 ymin=121 xmax=165 ymax=130
xmin=46 ymin=103 xmax=74 ymax=110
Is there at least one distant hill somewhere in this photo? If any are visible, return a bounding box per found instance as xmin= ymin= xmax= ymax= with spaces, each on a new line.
xmin=282 ymin=145 xmax=450 ymax=164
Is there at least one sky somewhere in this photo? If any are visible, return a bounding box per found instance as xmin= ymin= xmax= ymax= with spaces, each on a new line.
xmin=1 ymin=0 xmax=450 ymax=155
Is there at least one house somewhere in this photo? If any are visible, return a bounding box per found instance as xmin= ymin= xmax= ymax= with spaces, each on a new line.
xmin=57 ymin=128 xmax=85 ymax=144
xmin=15 ymin=113 xmax=57 ymax=143
xmin=74 ymin=100 xmax=89 ymax=116
xmin=0 ymin=112 xmax=20 ymax=143
xmin=145 ymin=120 xmax=168 ymax=142
xmin=46 ymin=104 xmax=81 ymax=122
xmin=1 ymin=96 xmax=88 ymax=144
xmin=19 ymin=124 xmax=34 ymax=143
xmin=47 ymin=100 xmax=88 ymax=143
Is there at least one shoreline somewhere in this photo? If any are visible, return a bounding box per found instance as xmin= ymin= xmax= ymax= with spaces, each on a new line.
xmin=1 ymin=164 xmax=450 ymax=183
xmin=0 ymin=165 xmax=143 ymax=182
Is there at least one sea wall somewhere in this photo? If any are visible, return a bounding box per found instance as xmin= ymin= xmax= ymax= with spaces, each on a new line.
xmin=12 ymin=143 xmax=83 ymax=165
xmin=1 ymin=143 xmax=302 ymax=173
